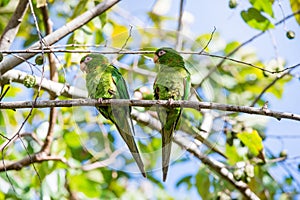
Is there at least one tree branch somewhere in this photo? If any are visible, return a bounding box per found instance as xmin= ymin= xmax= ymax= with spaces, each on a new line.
xmin=0 ymin=0 xmax=29 ymax=50
xmin=1 ymin=49 xmax=298 ymax=74
xmin=175 ymin=0 xmax=185 ymax=50
xmin=39 ymin=3 xmax=59 ymax=155
xmin=0 ymin=69 xmax=87 ymax=98
xmin=250 ymin=71 xmax=291 ymax=107
xmin=0 ymin=152 xmax=69 ymax=171
xmin=0 ymin=0 xmax=121 ymax=76
xmin=81 ymin=149 xmax=125 ymax=171
xmin=0 ymin=99 xmax=299 ymax=121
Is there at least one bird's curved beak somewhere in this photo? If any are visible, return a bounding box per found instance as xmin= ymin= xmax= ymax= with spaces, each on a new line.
xmin=80 ymin=62 xmax=87 ymax=72
xmin=153 ymin=54 xmax=159 ymax=63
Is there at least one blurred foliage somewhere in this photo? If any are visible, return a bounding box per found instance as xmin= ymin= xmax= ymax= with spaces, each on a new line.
xmin=0 ymin=0 xmax=299 ymax=199
xmin=290 ymin=0 xmax=300 ymax=25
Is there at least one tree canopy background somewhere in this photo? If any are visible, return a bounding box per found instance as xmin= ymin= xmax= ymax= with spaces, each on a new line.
xmin=0 ymin=0 xmax=300 ymax=199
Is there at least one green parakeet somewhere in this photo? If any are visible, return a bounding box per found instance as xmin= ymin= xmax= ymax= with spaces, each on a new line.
xmin=80 ymin=54 xmax=146 ymax=177
xmin=153 ymin=47 xmax=191 ymax=181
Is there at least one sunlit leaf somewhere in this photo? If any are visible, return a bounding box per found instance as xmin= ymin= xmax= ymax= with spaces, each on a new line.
xmin=64 ymin=131 xmax=81 ymax=147
xmin=250 ymin=0 xmax=274 ymax=17
xmin=224 ymin=41 xmax=240 ymax=54
xmin=0 ymin=111 xmax=4 ymax=126
xmin=6 ymin=109 xmax=17 ymax=126
xmin=111 ymin=23 xmax=129 ymax=48
xmin=290 ymin=0 xmax=300 ymax=25
xmin=237 ymin=130 xmax=263 ymax=156
xmin=226 ymin=144 xmax=243 ymax=165
xmin=241 ymin=8 xmax=274 ymax=31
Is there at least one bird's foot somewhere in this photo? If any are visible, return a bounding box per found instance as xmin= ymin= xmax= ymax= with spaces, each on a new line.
xmin=97 ymin=98 xmax=103 ymax=104
xmin=167 ymin=98 xmax=174 ymax=106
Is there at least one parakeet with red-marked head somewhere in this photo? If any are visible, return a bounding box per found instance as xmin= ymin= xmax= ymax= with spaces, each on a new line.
xmin=153 ymin=47 xmax=191 ymax=181
xmin=80 ymin=54 xmax=146 ymax=177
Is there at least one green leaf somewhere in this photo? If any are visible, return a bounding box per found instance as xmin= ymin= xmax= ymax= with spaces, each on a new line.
xmin=290 ymin=0 xmax=300 ymax=25
xmin=237 ymin=130 xmax=263 ymax=156
xmin=285 ymin=176 xmax=293 ymax=186
xmin=0 ymin=0 xmax=10 ymax=7
xmin=250 ymin=0 xmax=274 ymax=17
xmin=241 ymin=8 xmax=274 ymax=31
xmin=225 ymin=144 xmax=243 ymax=165
xmin=111 ymin=23 xmax=129 ymax=48
xmin=71 ymin=0 xmax=88 ymax=19
xmin=176 ymin=175 xmax=193 ymax=190
xmin=195 ymin=168 xmax=211 ymax=199
xmin=95 ymin=29 xmax=105 ymax=44
xmin=64 ymin=131 xmax=81 ymax=147
xmin=0 ymin=111 xmax=4 ymax=126
xmin=224 ymin=41 xmax=240 ymax=54
xmin=70 ymin=173 xmax=101 ymax=197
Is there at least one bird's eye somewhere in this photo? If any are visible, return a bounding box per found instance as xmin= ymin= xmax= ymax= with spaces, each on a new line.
xmin=84 ymin=56 xmax=92 ymax=62
xmin=157 ymin=50 xmax=166 ymax=57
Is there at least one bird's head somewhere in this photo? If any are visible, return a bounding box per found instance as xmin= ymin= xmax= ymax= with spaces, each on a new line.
xmin=80 ymin=54 xmax=109 ymax=73
xmin=153 ymin=47 xmax=184 ymax=66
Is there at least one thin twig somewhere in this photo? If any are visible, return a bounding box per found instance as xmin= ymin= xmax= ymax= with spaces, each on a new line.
xmin=266 ymin=147 xmax=300 ymax=190
xmin=268 ymin=135 xmax=300 ymax=139
xmin=0 ymin=132 xmax=43 ymax=150
xmin=199 ymin=26 xmax=216 ymax=54
xmin=0 ymin=49 xmax=154 ymax=54
xmin=81 ymin=149 xmax=126 ymax=171
xmin=39 ymin=3 xmax=59 ymax=155
xmin=198 ymin=9 xmax=300 ymax=86
xmin=195 ymin=52 xmax=300 ymax=74
xmin=119 ymin=25 xmax=133 ymax=52
xmin=1 ymin=49 xmax=299 ymax=74
xmin=28 ymin=0 xmax=45 ymax=46
xmin=0 ymin=86 xmax=10 ymax=101
xmin=175 ymin=0 xmax=185 ymax=50
xmin=250 ymin=70 xmax=291 ymax=107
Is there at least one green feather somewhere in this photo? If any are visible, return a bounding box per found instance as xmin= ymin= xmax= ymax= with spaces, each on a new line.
xmin=153 ymin=47 xmax=191 ymax=181
xmin=81 ymin=54 xmax=146 ymax=177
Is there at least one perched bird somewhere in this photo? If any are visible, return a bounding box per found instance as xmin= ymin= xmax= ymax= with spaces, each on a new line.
xmin=153 ymin=47 xmax=191 ymax=181
xmin=80 ymin=54 xmax=146 ymax=177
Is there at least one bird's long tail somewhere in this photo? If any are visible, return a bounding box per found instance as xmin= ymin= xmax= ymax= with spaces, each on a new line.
xmin=116 ymin=119 xmax=146 ymax=178
xmin=162 ymin=126 xmax=173 ymax=182
xmin=161 ymin=108 xmax=181 ymax=182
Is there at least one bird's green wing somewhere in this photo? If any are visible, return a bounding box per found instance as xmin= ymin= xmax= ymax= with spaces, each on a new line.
xmin=111 ymin=65 xmax=130 ymax=100
xmin=111 ymin=65 xmax=135 ymax=135
xmin=183 ymin=72 xmax=191 ymax=100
